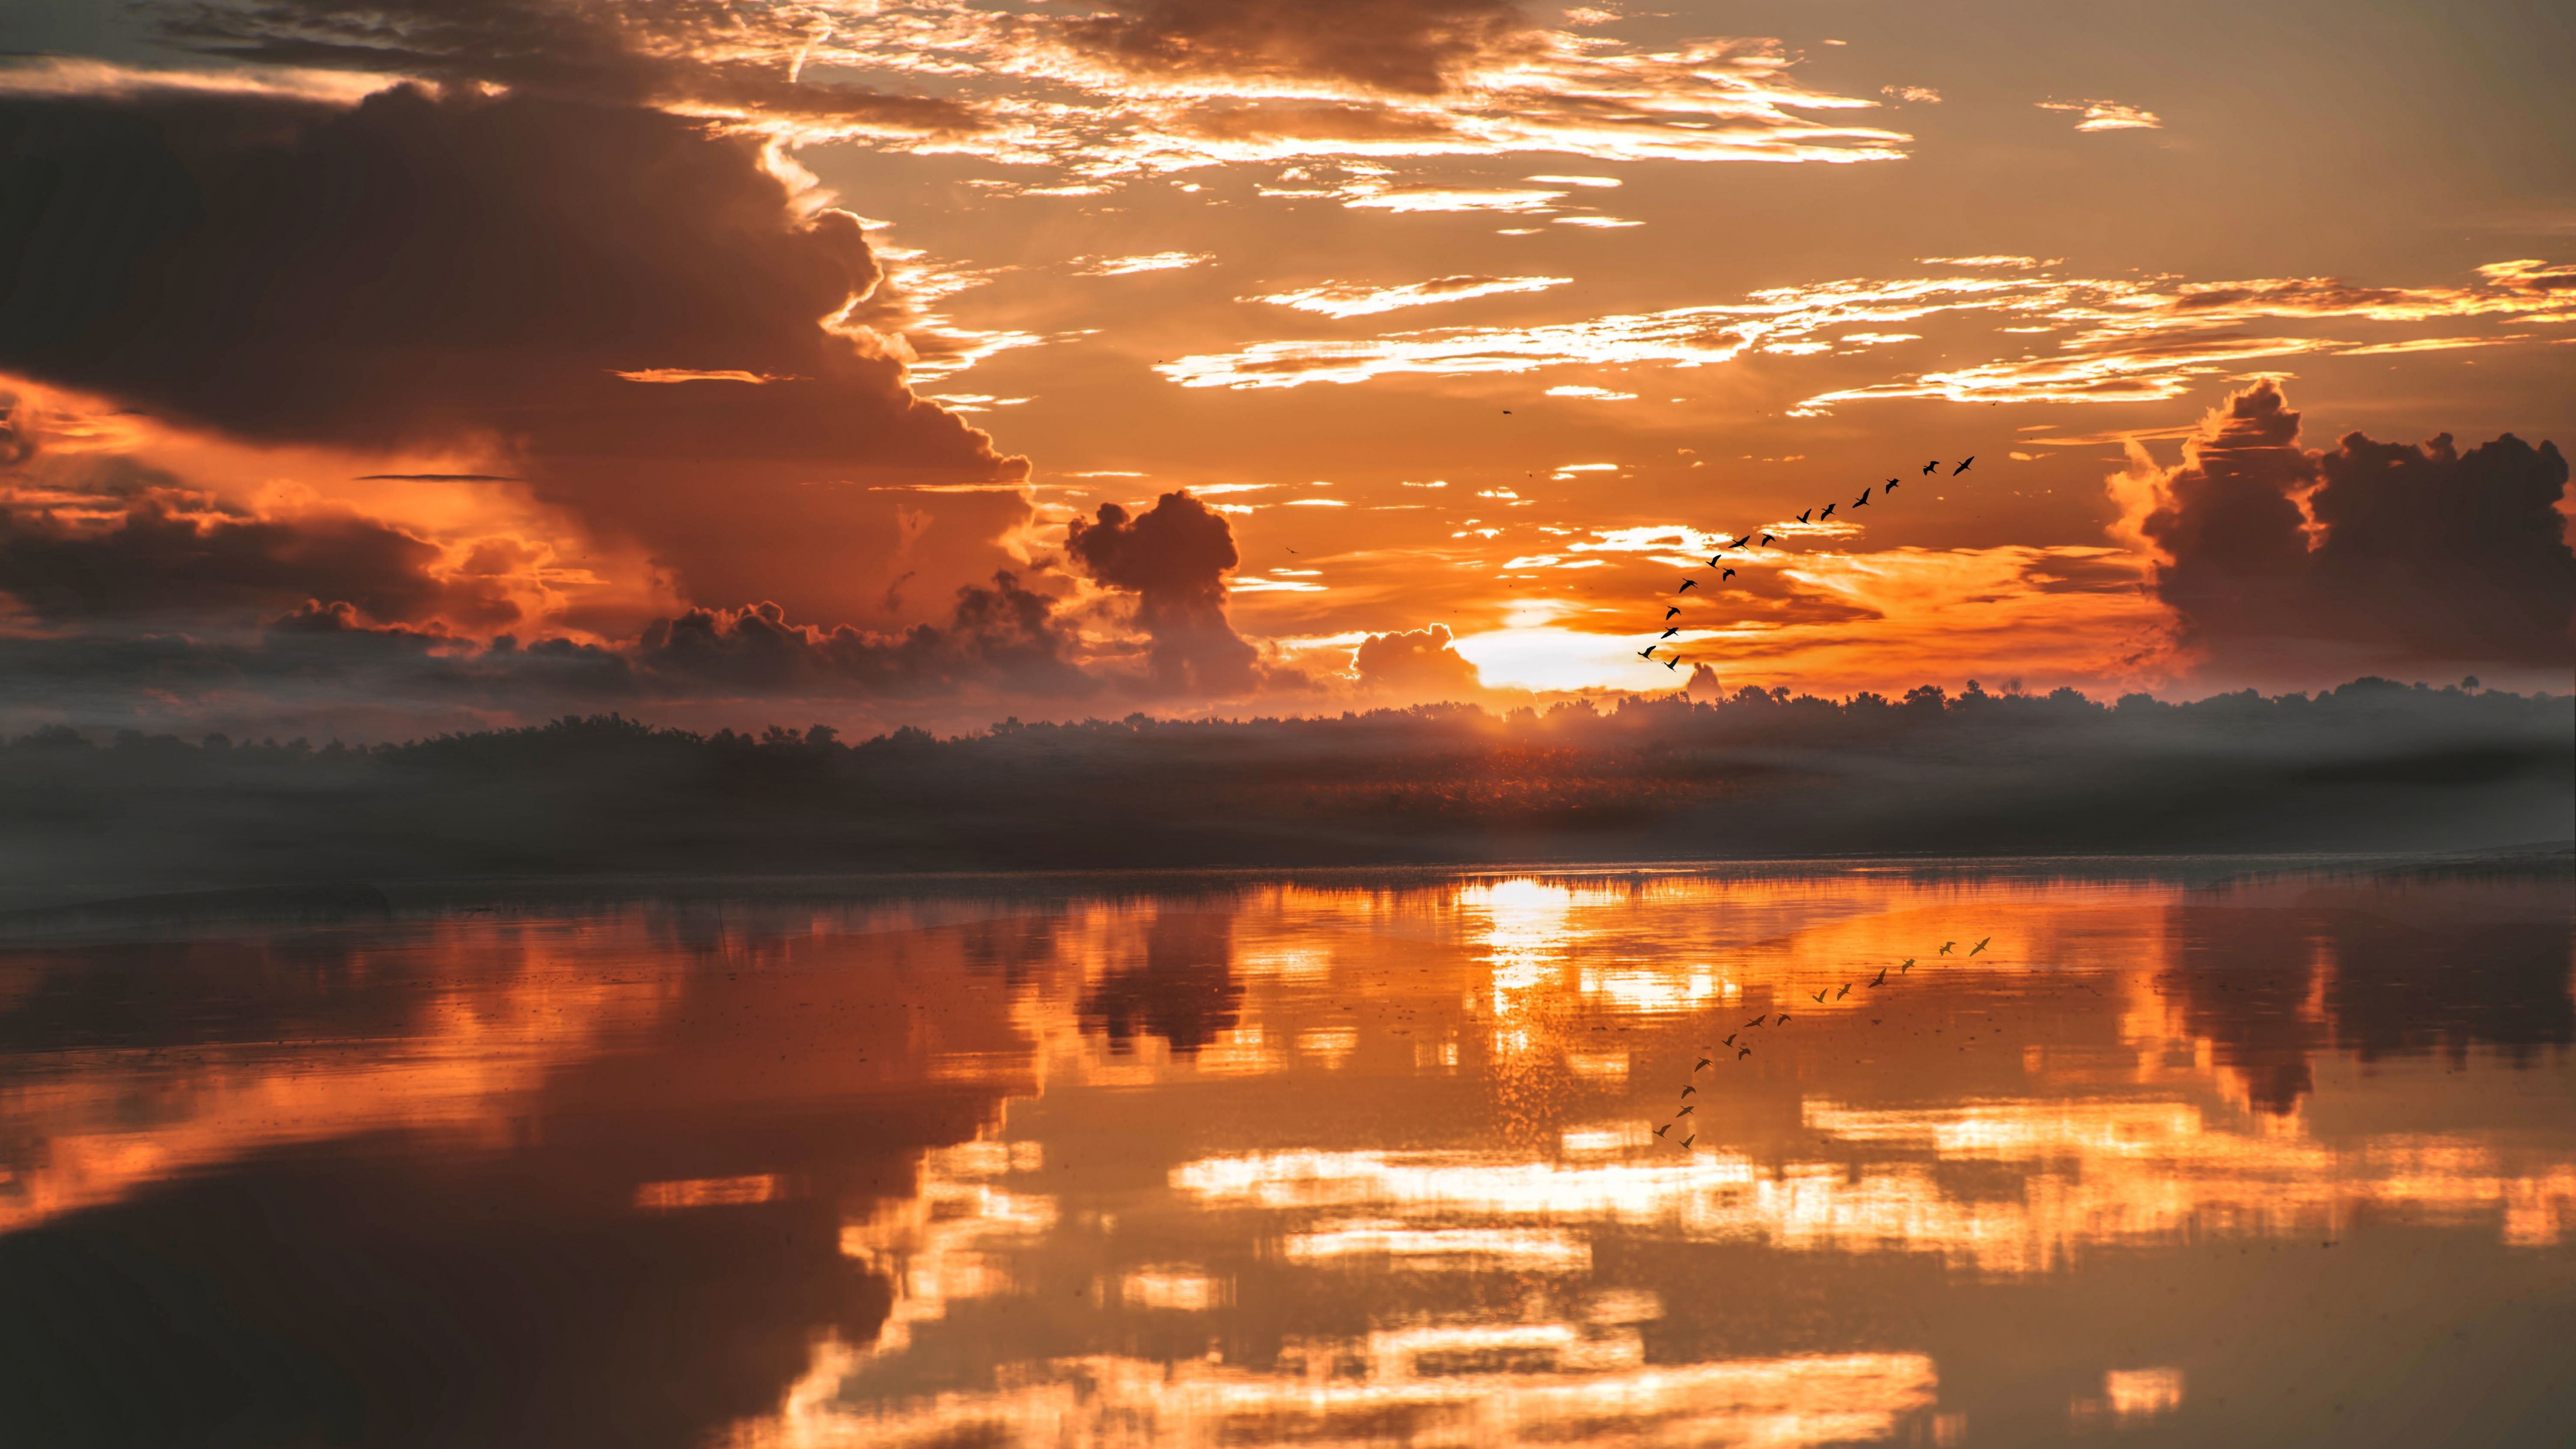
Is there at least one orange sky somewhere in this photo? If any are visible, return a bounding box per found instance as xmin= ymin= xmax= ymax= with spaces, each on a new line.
xmin=0 ymin=0 xmax=2569 ymax=735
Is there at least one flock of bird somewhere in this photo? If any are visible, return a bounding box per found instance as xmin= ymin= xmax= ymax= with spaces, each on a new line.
xmin=1654 ymin=934 xmax=1990 ymax=1150
xmin=1636 ymin=455 xmax=1975 ymax=676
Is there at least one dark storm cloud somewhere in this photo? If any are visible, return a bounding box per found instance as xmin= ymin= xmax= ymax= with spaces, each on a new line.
xmin=152 ymin=0 xmax=979 ymax=131
xmin=1053 ymin=0 xmax=1535 ymax=95
xmin=0 ymin=489 xmax=520 ymax=627
xmin=2140 ymin=381 xmax=2575 ymax=669
xmin=1065 ymin=492 xmax=1259 ymax=694
xmin=0 ymin=84 xmax=1028 ymax=625
xmin=1353 ymin=622 xmax=1480 ymax=699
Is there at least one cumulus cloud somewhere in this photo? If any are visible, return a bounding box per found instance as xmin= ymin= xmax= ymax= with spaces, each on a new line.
xmin=1066 ymin=492 xmax=1260 ymax=693
xmin=1353 ymin=622 xmax=1481 ymax=698
xmin=2128 ymin=380 xmax=2574 ymax=675
xmin=0 ymin=84 xmax=1030 ymax=629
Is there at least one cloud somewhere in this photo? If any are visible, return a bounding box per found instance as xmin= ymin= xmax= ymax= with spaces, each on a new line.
xmin=1074 ymin=252 xmax=1213 ymax=275
xmin=1253 ymin=275 xmax=1571 ymax=317
xmin=0 ymin=84 xmax=1031 ymax=630
xmin=1066 ymin=492 xmax=1260 ymax=692
xmin=2127 ymin=380 xmax=2575 ymax=674
xmin=823 ymin=6 xmax=1910 ymax=172
xmin=1353 ymin=622 xmax=1481 ymax=698
xmin=2037 ymin=99 xmax=2161 ymax=132
xmin=1155 ymin=260 xmax=2576 ymax=403
xmin=148 ymin=0 xmax=980 ymax=134
xmin=633 ymin=573 xmax=1091 ymax=697
xmin=0 ymin=486 xmax=523 ymax=628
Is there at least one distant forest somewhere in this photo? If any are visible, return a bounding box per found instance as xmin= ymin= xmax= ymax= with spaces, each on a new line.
xmin=1 ymin=678 xmax=2567 ymax=908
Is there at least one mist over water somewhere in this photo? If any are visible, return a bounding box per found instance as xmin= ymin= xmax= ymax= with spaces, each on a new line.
xmin=1 ymin=863 xmax=2570 ymax=1447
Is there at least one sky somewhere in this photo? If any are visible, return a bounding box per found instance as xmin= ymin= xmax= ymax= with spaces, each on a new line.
xmin=0 ymin=0 xmax=2570 ymax=739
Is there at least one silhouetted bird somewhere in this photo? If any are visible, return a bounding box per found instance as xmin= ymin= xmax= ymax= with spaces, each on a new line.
xmin=1664 ymin=657 xmax=1682 ymax=671
xmin=1970 ymin=937 xmax=1991 ymax=956
xmin=1776 ymin=1013 xmax=1790 ymax=1023
xmin=1677 ymin=1104 xmax=1696 ymax=1117
xmin=1922 ymin=460 xmax=1939 ymax=474
xmin=1900 ymin=958 xmax=1913 ymax=973
xmin=1696 ymin=1056 xmax=1712 ymax=1071
xmin=1811 ymin=989 xmax=1827 ymax=1002
xmin=1854 ymin=489 xmax=1871 ymax=508
xmin=1886 ymin=478 xmax=1900 ymax=490
xmin=1798 ymin=509 xmax=1813 ymax=523
xmin=1681 ymin=1133 xmax=1696 ymax=1149
xmin=1678 ymin=578 xmax=1698 ymax=592
xmin=1736 ymin=1046 xmax=1751 ymax=1060
xmin=1940 ymin=941 xmax=1955 ymax=954
xmin=1665 ymin=605 xmax=1681 ymax=620
xmin=1836 ymin=983 xmax=1851 ymax=999
xmin=1761 ymin=533 xmax=1776 ymax=545
xmin=1744 ymin=1015 xmax=1766 ymax=1028
xmin=1708 ymin=554 xmax=1725 ymax=569
xmin=1680 ymin=1085 xmax=1697 ymax=1098
xmin=1660 ymin=626 xmax=1680 ymax=639
xmin=1720 ymin=568 xmax=1735 ymax=580
xmin=1655 ymin=1122 xmax=1670 ymax=1137
xmin=1637 ymin=647 xmax=1658 ymax=660
xmin=1871 ymin=968 xmax=1887 ymax=986
xmin=1722 ymin=1033 xmax=1737 ymax=1047
xmin=1953 ymin=456 xmax=1974 ymax=475
xmin=1820 ymin=503 xmax=1836 ymax=519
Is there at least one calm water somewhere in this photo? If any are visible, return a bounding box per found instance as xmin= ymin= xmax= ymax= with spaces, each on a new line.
xmin=2 ymin=865 xmax=2571 ymax=1448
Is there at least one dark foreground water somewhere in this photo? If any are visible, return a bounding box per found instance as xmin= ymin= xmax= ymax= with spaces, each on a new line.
xmin=2 ymin=863 xmax=2570 ymax=1448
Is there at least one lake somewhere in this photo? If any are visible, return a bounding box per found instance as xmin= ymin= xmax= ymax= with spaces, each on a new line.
xmin=2 ymin=861 xmax=2570 ymax=1447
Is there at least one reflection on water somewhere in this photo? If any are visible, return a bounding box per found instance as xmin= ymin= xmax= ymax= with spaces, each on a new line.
xmin=1 ymin=867 xmax=2570 ymax=1446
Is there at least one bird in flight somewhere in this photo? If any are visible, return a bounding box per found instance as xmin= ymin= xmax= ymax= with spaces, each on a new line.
xmin=1836 ymin=983 xmax=1852 ymax=999
xmin=1680 ymin=1084 xmax=1697 ymax=1098
xmin=1886 ymin=478 xmax=1900 ymax=490
xmin=1664 ymin=656 xmax=1682 ymax=671
xmin=1760 ymin=533 xmax=1776 ymax=546
xmin=1953 ymin=456 xmax=1975 ymax=475
xmin=1681 ymin=1133 xmax=1696 ymax=1149
xmin=1677 ymin=1104 xmax=1696 ymax=1117
xmin=1664 ymin=605 xmax=1681 ymax=620
xmin=1636 ymin=647 xmax=1658 ymax=660
xmin=1744 ymin=1014 xmax=1766 ymax=1028
xmin=1678 ymin=578 xmax=1698 ymax=592
xmin=1810 ymin=989 xmax=1827 ymax=1003
xmin=1695 ymin=1056 xmax=1712 ymax=1071
xmin=1797 ymin=509 xmax=1812 ymax=523
xmin=1775 ymin=1012 xmax=1790 ymax=1023
xmin=1870 ymin=967 xmax=1887 ymax=987
xmin=1922 ymin=460 xmax=1939 ymax=474
xmin=1660 ymin=626 xmax=1680 ymax=639
xmin=1899 ymin=958 xmax=1913 ymax=973
xmin=1970 ymin=937 xmax=1992 ymax=956
xmin=1654 ymin=1122 xmax=1670 ymax=1137
xmin=1940 ymin=941 xmax=1956 ymax=954
xmin=1854 ymin=488 xmax=1872 ymax=508
xmin=1722 ymin=1033 xmax=1737 ymax=1047
xmin=1736 ymin=1046 xmax=1751 ymax=1060
xmin=1820 ymin=503 xmax=1836 ymax=520
xmin=1720 ymin=568 xmax=1735 ymax=580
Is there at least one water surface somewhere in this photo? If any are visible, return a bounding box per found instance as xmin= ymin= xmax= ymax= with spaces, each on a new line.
xmin=3 ymin=863 xmax=2571 ymax=1447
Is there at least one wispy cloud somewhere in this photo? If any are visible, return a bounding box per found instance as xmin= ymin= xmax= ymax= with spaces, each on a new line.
xmin=1154 ymin=261 xmax=2576 ymax=406
xmin=1254 ymin=275 xmax=1572 ymax=317
xmin=2037 ymin=99 xmax=2161 ymax=132
xmin=1074 ymin=251 xmax=1214 ymax=276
